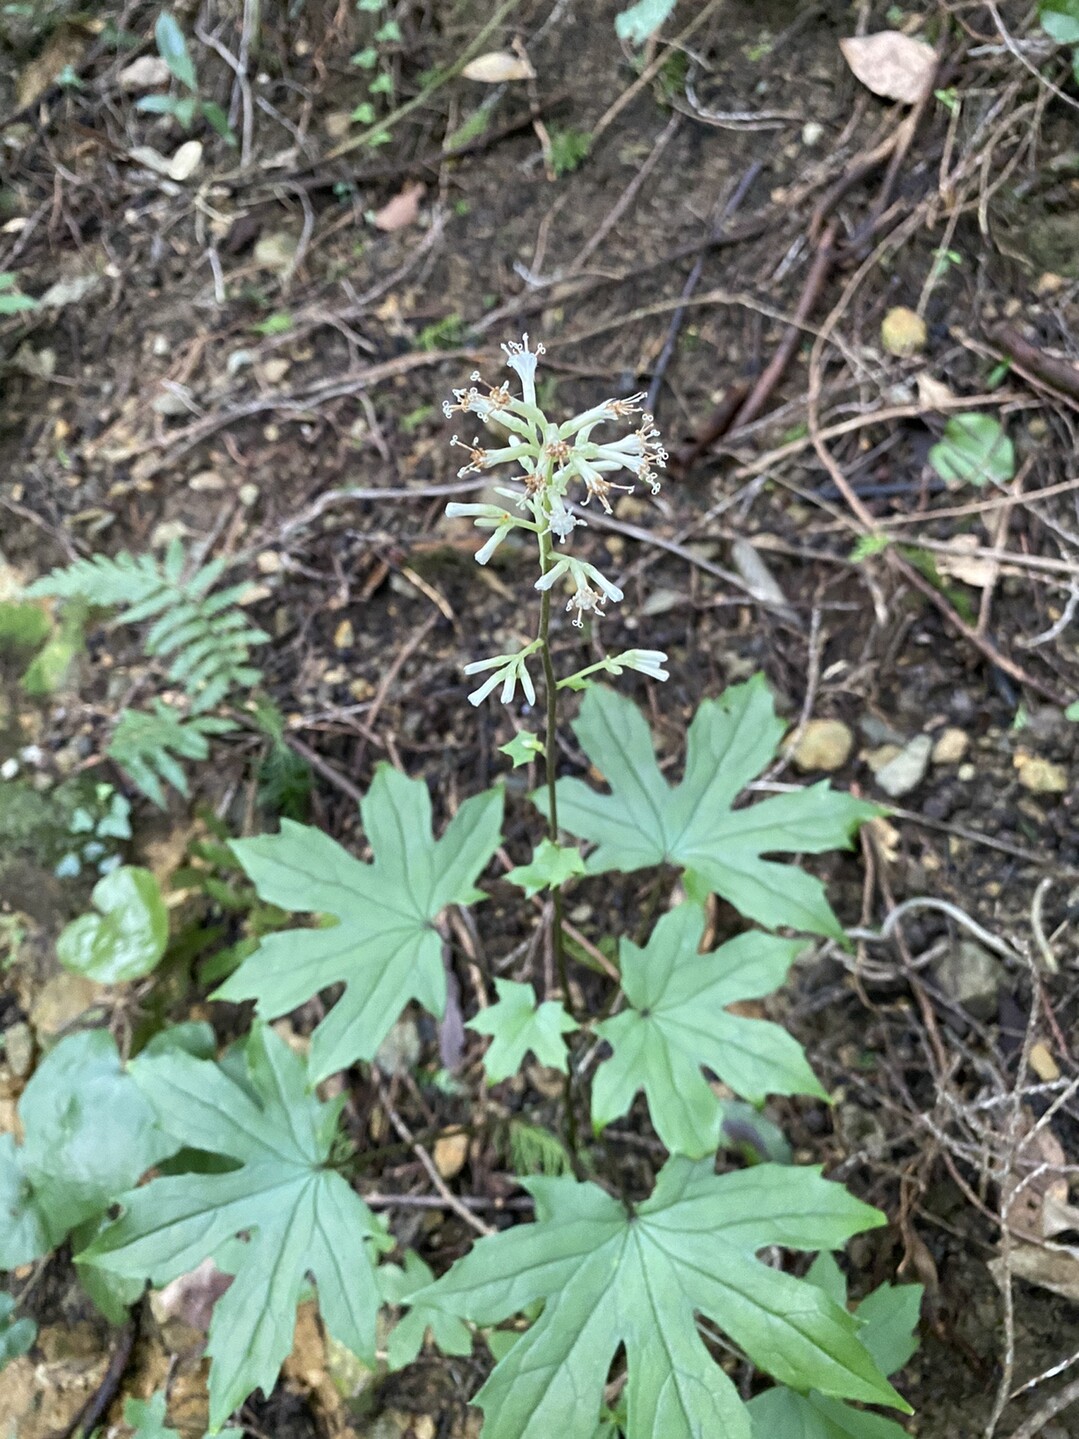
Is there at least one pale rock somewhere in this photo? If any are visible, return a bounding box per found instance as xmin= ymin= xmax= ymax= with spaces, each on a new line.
xmin=238 ymin=482 xmax=259 ymax=506
xmin=433 ymin=1131 xmax=469 ymax=1180
xmin=261 ymin=357 xmax=291 ymax=384
xmin=791 ymin=718 xmax=854 ymax=773
xmin=1014 ymin=751 xmax=1068 ymax=794
xmin=931 ymin=727 xmax=969 ymax=765
xmin=873 ymin=734 xmax=932 ymax=797
xmin=118 ymin=55 xmax=172 ymax=91
xmin=188 ymin=469 xmax=226 ymax=492
xmin=152 ymin=382 xmax=195 ymax=417
xmin=933 ymin=939 xmax=1003 ymax=1018
xmin=253 ymin=230 xmax=298 ymax=272
xmin=3 ymin=1021 xmax=33 ymax=1078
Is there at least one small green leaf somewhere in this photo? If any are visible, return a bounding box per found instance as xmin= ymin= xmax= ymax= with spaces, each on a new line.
xmin=855 ymin=1281 xmax=923 ymax=1376
xmin=375 ymin=19 xmax=402 ymax=41
xmin=500 ymin=729 xmax=545 ymax=767
xmin=848 ymin=533 xmax=891 ymax=563
xmin=468 ymin=980 xmax=576 ymax=1082
xmin=79 ymin=1025 xmax=385 ymax=1431
xmin=351 ymin=45 xmax=379 ymax=67
xmin=506 ymin=838 xmax=586 ymax=898
xmin=928 ymin=413 xmax=1015 ymax=487
xmin=1040 ymin=0 xmax=1079 ymax=44
xmin=539 ymin=681 xmax=880 ymax=938
xmin=379 ymin=1251 xmax=472 ymax=1370
xmin=412 ymin=1157 xmax=904 ymax=1439
xmin=0 ymin=1031 xmax=173 ymax=1267
xmin=123 ymin=1390 xmax=181 ymax=1439
xmin=251 ymin=311 xmax=292 ymax=336
xmin=155 ymin=11 xmax=198 ymax=91
xmin=615 ymin=0 xmax=678 ymax=45
xmin=592 ymin=904 xmax=824 ymax=1157
xmin=351 ymin=101 xmax=377 ymax=123
xmin=0 ymin=1292 xmax=35 ymax=1368
xmin=57 ymin=866 xmax=168 ymax=983
xmin=217 ymin=771 xmax=504 ymax=1081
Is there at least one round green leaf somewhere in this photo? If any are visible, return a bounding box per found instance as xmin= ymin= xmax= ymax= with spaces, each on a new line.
xmin=57 ymin=865 xmax=168 ymax=983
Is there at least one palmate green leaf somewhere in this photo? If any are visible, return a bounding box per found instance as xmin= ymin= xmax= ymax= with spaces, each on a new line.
xmin=748 ymin=1253 xmax=922 ymax=1439
xmin=505 ymin=838 xmax=585 ymax=898
xmin=0 ymin=1030 xmax=173 ymax=1268
xmin=468 ymin=980 xmax=576 ymax=1083
xmin=540 ymin=680 xmax=879 ymax=937
xmin=79 ymin=1024 xmax=384 ymax=1433
xmin=927 ymin=413 xmax=1015 ymax=488
xmin=412 ymin=1157 xmax=905 ymax=1439
xmin=592 ymin=904 xmax=824 ymax=1157
xmin=217 ymin=767 xmax=503 ymax=1082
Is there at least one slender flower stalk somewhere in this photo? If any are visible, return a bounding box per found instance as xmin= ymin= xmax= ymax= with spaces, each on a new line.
xmin=443 ymin=337 xmax=668 ymax=1155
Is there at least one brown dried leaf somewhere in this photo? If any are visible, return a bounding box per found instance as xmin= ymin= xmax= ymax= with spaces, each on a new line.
xmin=839 ymin=31 xmax=936 ymax=105
xmin=372 ymin=182 xmax=425 ymax=232
xmin=461 ymin=51 xmax=536 ymax=83
xmin=16 ymin=24 xmax=88 ymax=107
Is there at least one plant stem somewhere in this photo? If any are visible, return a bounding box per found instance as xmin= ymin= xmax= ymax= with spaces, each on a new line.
xmin=536 ymin=528 xmax=568 ymax=1006
xmin=537 ymin=528 xmax=581 ymax=1167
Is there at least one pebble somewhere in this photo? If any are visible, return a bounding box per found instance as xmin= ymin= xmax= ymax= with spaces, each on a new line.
xmin=791 ymin=718 xmax=854 ymax=773
xmin=933 ymin=939 xmax=1003 ymax=1018
xmin=433 ymin=1131 xmax=469 ymax=1180
xmin=931 ymin=727 xmax=969 ymax=765
xmin=3 ymin=1022 xmax=33 ymax=1078
xmin=1014 ymin=751 xmax=1068 ymax=794
xmin=238 ymin=482 xmax=259 ymax=507
xmin=262 ymin=357 xmax=291 ymax=385
xmin=188 ymin=469 xmax=226 ymax=492
xmin=873 ymin=734 xmax=932 ymax=798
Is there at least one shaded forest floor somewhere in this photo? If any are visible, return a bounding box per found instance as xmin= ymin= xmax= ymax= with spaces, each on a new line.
xmin=2 ymin=1 xmax=1079 ymax=1435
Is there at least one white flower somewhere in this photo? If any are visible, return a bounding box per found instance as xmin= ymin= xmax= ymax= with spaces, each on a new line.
xmin=500 ymin=333 xmax=545 ymax=408
xmin=535 ymin=555 xmax=623 ymax=606
xmin=463 ymin=646 xmax=539 ymax=707
xmin=444 ymin=501 xmax=521 ymax=565
xmin=606 ymin=649 xmax=670 ymax=681
xmin=546 ymin=492 xmax=582 ymax=542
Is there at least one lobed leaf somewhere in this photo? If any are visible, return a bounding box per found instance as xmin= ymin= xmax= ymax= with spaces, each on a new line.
xmin=80 ymin=1024 xmax=384 ymax=1432
xmin=217 ymin=769 xmax=503 ymax=1081
xmin=592 ymin=903 xmax=824 ymax=1157
xmin=413 ymin=1156 xmax=905 ymax=1439
xmin=539 ymin=681 xmax=879 ymax=937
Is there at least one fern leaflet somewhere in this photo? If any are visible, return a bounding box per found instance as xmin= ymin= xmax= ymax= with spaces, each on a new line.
xmin=28 ymin=539 xmax=268 ymax=711
xmin=109 ymin=703 xmax=234 ymax=808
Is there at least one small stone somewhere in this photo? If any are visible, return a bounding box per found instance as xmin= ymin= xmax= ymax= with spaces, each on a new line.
xmin=374 ymin=1018 xmax=420 ymax=1076
xmin=152 ymin=383 xmax=194 ymax=417
xmin=324 ymin=110 xmax=353 ymax=140
xmin=433 ymin=1131 xmax=469 ymax=1180
xmin=1029 ymin=1041 xmax=1060 ymax=1082
xmin=188 ymin=469 xmax=225 ymax=492
xmin=932 ymin=939 xmax=1003 ymax=1018
xmin=931 ymin=727 xmax=969 ymax=765
xmin=957 ymin=762 xmax=976 ymax=782
xmin=791 ymin=718 xmax=854 ymax=772
xmin=255 ymin=550 xmax=282 ymax=575
xmin=253 ymin=230 xmax=298 ymax=273
xmin=873 ymin=734 xmax=932 ymax=798
xmin=3 ymin=1022 xmax=33 ymax=1078
xmin=262 ymin=357 xmax=291 ymax=384
xmin=333 ymin=619 xmax=354 ymax=650
xmin=863 ymin=743 xmax=902 ymax=773
xmin=152 ymin=333 xmax=170 ymax=357
xmin=238 ymin=482 xmax=259 ymax=506
xmin=1014 ymin=751 xmax=1068 ymax=794
xmin=801 ymin=120 xmax=824 ymax=146
xmin=118 ymin=55 xmax=172 ymax=91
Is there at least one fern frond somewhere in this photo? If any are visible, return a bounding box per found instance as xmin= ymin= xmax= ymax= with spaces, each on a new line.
xmin=506 ymin=1119 xmax=572 ymax=1177
xmin=109 ymin=702 xmax=234 ymax=808
xmin=27 ymin=540 xmax=268 ymax=712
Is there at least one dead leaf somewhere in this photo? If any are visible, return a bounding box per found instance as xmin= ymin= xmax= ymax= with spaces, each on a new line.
xmin=989 ymin=1241 xmax=1079 ymax=1302
xmin=152 ymin=1258 xmax=234 ymax=1333
xmin=461 ymin=50 xmax=536 ymax=83
xmin=38 ymin=273 xmax=100 ymax=309
xmin=932 ymin=534 xmax=996 ymax=588
xmin=839 ymin=31 xmax=936 ymax=105
xmin=16 ymin=24 xmax=88 ymax=108
xmin=372 ymin=181 xmax=425 ymax=232
xmin=916 ymin=372 xmax=956 ymax=410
